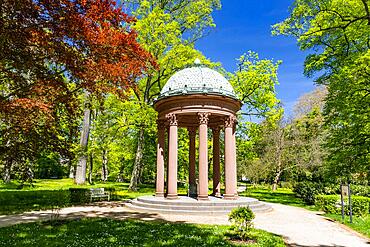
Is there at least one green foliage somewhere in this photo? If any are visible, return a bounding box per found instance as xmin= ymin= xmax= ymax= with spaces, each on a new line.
xmin=0 ymin=190 xmax=71 ymax=214
xmin=293 ymin=181 xmax=331 ymax=205
xmin=0 ymin=218 xmax=285 ymax=247
xmin=315 ymin=194 xmax=370 ymax=216
xmin=230 ymin=51 xmax=283 ymax=120
xmin=273 ymin=0 xmax=370 ymax=179
xmin=228 ymin=206 xmax=255 ymax=240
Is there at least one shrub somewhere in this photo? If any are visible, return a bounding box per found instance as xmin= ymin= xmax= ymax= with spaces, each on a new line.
xmin=0 ymin=190 xmax=70 ymax=214
xmin=293 ymin=181 xmax=340 ymax=204
xmin=228 ymin=206 xmax=255 ymax=240
xmin=293 ymin=181 xmax=324 ymax=204
xmin=315 ymin=194 xmax=370 ymax=216
xmin=350 ymin=185 xmax=370 ymax=197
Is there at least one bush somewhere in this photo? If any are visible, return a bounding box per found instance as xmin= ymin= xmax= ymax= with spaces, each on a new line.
xmin=0 ymin=190 xmax=70 ymax=214
xmin=350 ymin=185 xmax=370 ymax=197
xmin=228 ymin=206 xmax=255 ymax=240
xmin=293 ymin=181 xmax=339 ymax=205
xmin=315 ymin=194 xmax=370 ymax=216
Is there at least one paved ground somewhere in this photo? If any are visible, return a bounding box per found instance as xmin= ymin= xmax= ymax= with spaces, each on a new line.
xmin=0 ymin=201 xmax=368 ymax=247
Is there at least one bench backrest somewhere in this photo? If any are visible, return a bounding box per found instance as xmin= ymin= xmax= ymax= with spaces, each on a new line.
xmin=89 ymin=188 xmax=105 ymax=195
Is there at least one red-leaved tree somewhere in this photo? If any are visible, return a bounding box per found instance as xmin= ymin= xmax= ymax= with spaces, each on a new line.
xmin=0 ymin=0 xmax=155 ymax=182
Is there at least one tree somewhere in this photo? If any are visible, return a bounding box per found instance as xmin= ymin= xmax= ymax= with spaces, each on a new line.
xmin=125 ymin=0 xmax=221 ymax=190
xmin=273 ymin=0 xmax=370 ymax=180
xmin=0 ymin=0 xmax=154 ymax=183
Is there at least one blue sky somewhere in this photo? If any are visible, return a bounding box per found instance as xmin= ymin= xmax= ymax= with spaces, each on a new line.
xmin=195 ymin=0 xmax=316 ymax=117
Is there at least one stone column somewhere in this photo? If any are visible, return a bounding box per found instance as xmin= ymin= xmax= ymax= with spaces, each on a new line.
xmin=197 ymin=112 xmax=210 ymax=200
xmin=212 ymin=127 xmax=221 ymax=197
xmin=166 ymin=113 xmax=178 ymax=199
xmin=224 ymin=115 xmax=237 ymax=200
xmin=188 ymin=127 xmax=197 ymax=197
xmin=155 ymin=120 xmax=165 ymax=197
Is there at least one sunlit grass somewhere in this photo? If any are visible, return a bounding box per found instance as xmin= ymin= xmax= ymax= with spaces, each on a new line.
xmin=240 ymin=185 xmax=318 ymax=211
xmin=0 ymin=218 xmax=285 ymax=247
xmin=325 ymin=214 xmax=370 ymax=238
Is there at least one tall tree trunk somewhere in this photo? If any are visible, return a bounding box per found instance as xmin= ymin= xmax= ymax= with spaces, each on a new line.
xmin=128 ymin=127 xmax=145 ymax=191
xmin=88 ymin=152 xmax=93 ymax=184
xmin=68 ymin=159 xmax=75 ymax=179
xmin=101 ymin=149 xmax=108 ymax=182
xmin=272 ymin=170 xmax=282 ymax=191
xmin=75 ymin=92 xmax=91 ymax=185
xmin=2 ymin=160 xmax=12 ymax=183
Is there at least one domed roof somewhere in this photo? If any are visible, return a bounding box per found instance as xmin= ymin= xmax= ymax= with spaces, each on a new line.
xmin=158 ymin=60 xmax=237 ymax=100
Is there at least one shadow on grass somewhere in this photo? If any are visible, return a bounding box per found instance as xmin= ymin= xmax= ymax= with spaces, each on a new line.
xmin=0 ymin=216 xmax=284 ymax=247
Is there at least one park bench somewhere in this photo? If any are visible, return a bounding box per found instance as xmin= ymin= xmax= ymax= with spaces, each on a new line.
xmin=89 ymin=188 xmax=110 ymax=202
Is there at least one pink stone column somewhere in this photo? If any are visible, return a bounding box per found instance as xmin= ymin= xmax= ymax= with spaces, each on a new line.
xmin=224 ymin=115 xmax=237 ymax=200
xmin=155 ymin=120 xmax=165 ymax=197
xmin=212 ymin=127 xmax=221 ymax=197
xmin=166 ymin=113 xmax=178 ymax=199
xmin=188 ymin=127 xmax=197 ymax=197
xmin=232 ymin=125 xmax=239 ymax=198
xmin=197 ymin=112 xmax=210 ymax=200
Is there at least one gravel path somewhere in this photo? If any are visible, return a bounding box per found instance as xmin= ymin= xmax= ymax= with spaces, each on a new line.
xmin=0 ymin=201 xmax=368 ymax=247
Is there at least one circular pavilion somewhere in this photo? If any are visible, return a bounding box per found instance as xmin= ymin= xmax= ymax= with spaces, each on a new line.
xmin=154 ymin=59 xmax=241 ymax=201
xmin=126 ymin=59 xmax=272 ymax=214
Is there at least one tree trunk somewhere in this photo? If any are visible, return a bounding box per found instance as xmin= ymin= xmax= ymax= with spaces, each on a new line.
xmin=75 ymin=92 xmax=91 ymax=185
xmin=128 ymin=127 xmax=145 ymax=191
xmin=2 ymin=160 xmax=11 ymax=183
xmin=68 ymin=160 xmax=75 ymax=179
xmin=88 ymin=152 xmax=93 ymax=184
xmin=101 ymin=150 xmax=108 ymax=182
xmin=272 ymin=170 xmax=282 ymax=191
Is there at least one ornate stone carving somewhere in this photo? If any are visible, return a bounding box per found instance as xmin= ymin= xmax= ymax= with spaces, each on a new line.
xmin=197 ymin=112 xmax=210 ymax=125
xmin=166 ymin=113 xmax=178 ymax=126
xmin=224 ymin=115 xmax=237 ymax=128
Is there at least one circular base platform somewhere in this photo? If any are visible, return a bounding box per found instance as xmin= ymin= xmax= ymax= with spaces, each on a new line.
xmin=125 ymin=195 xmax=272 ymax=215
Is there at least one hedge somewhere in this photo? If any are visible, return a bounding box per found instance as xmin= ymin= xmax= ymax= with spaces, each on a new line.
xmin=294 ymin=182 xmax=370 ymax=205
xmin=315 ymin=194 xmax=370 ymax=216
xmin=0 ymin=188 xmax=118 ymax=215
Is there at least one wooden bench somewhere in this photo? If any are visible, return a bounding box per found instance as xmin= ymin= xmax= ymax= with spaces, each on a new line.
xmin=89 ymin=188 xmax=110 ymax=202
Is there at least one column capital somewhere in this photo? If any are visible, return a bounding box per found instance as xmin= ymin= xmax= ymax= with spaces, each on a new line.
xmin=198 ymin=112 xmax=210 ymax=125
xmin=224 ymin=115 xmax=237 ymax=128
xmin=166 ymin=113 xmax=178 ymax=126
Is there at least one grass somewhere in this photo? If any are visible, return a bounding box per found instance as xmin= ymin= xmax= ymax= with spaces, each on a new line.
xmin=0 ymin=218 xmax=285 ymax=247
xmin=240 ymin=185 xmax=317 ymax=211
xmin=325 ymin=214 xmax=370 ymax=239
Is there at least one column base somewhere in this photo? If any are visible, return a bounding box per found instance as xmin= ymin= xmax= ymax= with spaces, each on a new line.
xmin=212 ymin=192 xmax=222 ymax=198
xmin=155 ymin=192 xmax=165 ymax=197
xmin=197 ymin=195 xmax=209 ymax=201
xmin=166 ymin=194 xmax=178 ymax=200
xmin=223 ymin=194 xmax=237 ymax=200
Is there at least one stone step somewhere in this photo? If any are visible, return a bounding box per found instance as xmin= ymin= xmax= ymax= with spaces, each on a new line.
xmin=126 ymin=202 xmax=272 ymax=215
xmin=137 ymin=196 xmax=260 ymax=207
xmin=131 ymin=199 xmax=268 ymax=211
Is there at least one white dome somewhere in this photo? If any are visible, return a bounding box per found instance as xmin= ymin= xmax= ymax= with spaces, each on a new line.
xmin=158 ymin=64 xmax=237 ymax=99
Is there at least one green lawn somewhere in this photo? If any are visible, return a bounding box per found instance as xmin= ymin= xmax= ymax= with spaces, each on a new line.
xmin=325 ymin=214 xmax=370 ymax=239
xmin=0 ymin=218 xmax=285 ymax=247
xmin=240 ymin=185 xmax=317 ymax=211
